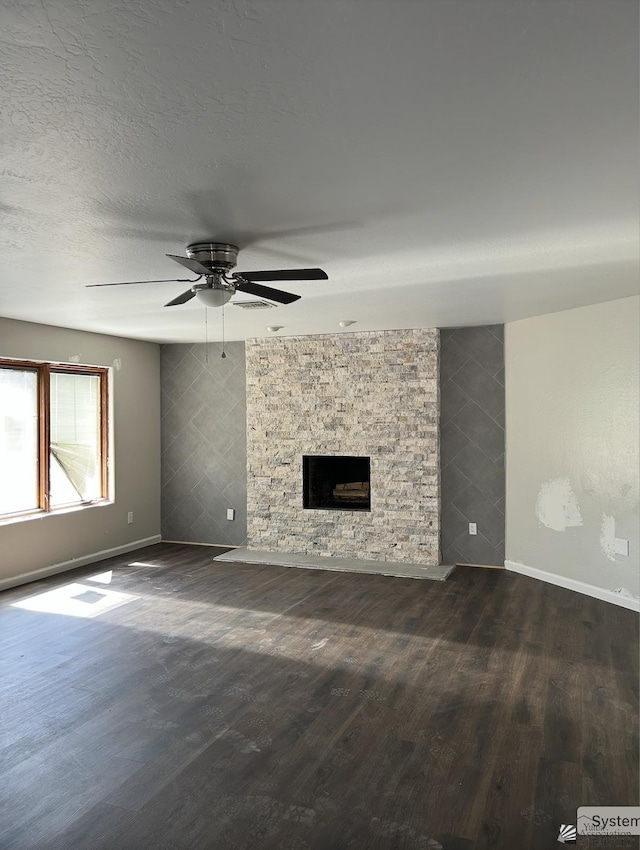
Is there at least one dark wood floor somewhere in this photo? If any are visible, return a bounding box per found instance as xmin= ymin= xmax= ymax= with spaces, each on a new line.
xmin=1 ymin=543 xmax=638 ymax=850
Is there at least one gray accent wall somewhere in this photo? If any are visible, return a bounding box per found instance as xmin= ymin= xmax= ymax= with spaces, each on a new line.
xmin=440 ymin=326 xmax=505 ymax=567
xmin=161 ymin=342 xmax=247 ymax=546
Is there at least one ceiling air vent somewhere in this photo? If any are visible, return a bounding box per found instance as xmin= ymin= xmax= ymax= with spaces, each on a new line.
xmin=233 ymin=300 xmax=275 ymax=310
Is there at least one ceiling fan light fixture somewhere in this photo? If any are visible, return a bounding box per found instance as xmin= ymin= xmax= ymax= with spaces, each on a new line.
xmin=87 ymin=241 xmax=327 ymax=311
xmin=196 ymin=287 xmax=233 ymax=308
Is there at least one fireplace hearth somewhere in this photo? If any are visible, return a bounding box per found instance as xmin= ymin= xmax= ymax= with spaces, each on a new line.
xmin=303 ymin=455 xmax=371 ymax=511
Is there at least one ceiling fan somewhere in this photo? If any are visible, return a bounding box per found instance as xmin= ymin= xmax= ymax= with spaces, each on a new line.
xmin=87 ymin=242 xmax=328 ymax=307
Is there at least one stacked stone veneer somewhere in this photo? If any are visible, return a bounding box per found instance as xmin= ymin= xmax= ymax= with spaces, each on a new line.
xmin=246 ymin=328 xmax=440 ymax=565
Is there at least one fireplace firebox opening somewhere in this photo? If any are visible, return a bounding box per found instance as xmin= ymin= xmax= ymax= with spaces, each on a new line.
xmin=303 ymin=455 xmax=371 ymax=511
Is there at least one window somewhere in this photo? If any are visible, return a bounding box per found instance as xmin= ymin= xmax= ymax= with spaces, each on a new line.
xmin=0 ymin=359 xmax=109 ymax=520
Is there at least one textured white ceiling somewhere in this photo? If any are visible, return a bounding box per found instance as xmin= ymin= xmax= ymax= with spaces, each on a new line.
xmin=1 ymin=0 xmax=638 ymax=343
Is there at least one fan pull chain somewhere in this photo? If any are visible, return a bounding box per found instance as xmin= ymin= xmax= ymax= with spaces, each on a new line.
xmin=221 ymin=303 xmax=226 ymax=359
xmin=204 ymin=305 xmax=209 ymax=364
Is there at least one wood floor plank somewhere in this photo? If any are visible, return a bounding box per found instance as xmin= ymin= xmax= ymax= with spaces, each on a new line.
xmin=1 ymin=543 xmax=637 ymax=850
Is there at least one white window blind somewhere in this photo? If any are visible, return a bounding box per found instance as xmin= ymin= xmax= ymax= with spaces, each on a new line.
xmin=0 ymin=368 xmax=39 ymax=515
xmin=49 ymin=372 xmax=102 ymax=506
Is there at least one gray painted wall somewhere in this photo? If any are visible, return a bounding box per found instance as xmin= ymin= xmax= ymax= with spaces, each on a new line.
xmin=440 ymin=326 xmax=505 ymax=566
xmin=0 ymin=317 xmax=161 ymax=587
xmin=161 ymin=342 xmax=247 ymax=546
xmin=505 ymin=296 xmax=639 ymax=599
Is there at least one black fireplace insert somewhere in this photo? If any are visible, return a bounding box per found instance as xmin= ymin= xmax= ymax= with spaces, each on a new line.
xmin=303 ymin=455 xmax=371 ymax=511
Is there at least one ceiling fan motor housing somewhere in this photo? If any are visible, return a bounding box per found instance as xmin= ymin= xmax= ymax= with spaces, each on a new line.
xmin=186 ymin=242 xmax=238 ymax=272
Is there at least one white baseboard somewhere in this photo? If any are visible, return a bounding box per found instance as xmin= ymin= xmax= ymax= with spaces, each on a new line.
xmin=0 ymin=535 xmax=162 ymax=592
xmin=505 ymin=560 xmax=640 ymax=612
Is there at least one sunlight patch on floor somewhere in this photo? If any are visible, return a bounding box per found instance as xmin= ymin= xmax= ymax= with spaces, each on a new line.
xmin=128 ymin=561 xmax=165 ymax=568
xmin=12 ymin=582 xmax=137 ymax=618
xmin=86 ymin=570 xmax=113 ymax=584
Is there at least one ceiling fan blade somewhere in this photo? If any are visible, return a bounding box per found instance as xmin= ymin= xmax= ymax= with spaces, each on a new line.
xmin=233 ymin=268 xmax=328 ymax=282
xmin=87 ymin=277 xmax=197 ymax=288
xmin=166 ymin=254 xmax=212 ymax=276
xmin=165 ymin=289 xmax=197 ymax=307
xmin=235 ymin=280 xmax=301 ymax=304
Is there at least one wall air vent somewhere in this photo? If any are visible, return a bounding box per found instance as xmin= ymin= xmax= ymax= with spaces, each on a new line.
xmin=233 ymin=300 xmax=275 ymax=310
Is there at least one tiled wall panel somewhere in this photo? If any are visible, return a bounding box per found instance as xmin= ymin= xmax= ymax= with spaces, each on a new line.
xmin=440 ymin=326 xmax=505 ymax=566
xmin=161 ymin=342 xmax=247 ymax=545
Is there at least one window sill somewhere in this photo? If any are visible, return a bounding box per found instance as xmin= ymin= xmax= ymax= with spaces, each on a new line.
xmin=0 ymin=499 xmax=113 ymax=527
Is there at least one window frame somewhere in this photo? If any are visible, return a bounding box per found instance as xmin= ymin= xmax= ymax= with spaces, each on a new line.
xmin=0 ymin=358 xmax=110 ymax=521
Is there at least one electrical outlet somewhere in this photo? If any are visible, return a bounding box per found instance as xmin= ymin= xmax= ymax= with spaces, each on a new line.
xmin=614 ymin=538 xmax=629 ymax=556
xmin=127 ymin=511 xmax=134 ymax=524
xmin=469 ymin=522 xmax=477 ymax=536
xmin=226 ymin=508 xmax=235 ymax=521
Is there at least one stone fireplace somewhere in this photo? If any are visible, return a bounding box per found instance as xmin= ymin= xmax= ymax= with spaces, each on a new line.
xmin=245 ymin=328 xmax=440 ymax=566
